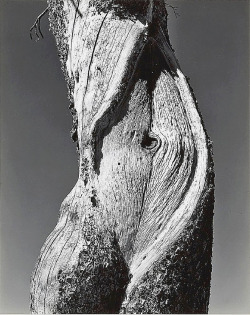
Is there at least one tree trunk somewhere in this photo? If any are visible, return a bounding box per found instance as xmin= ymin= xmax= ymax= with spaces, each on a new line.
xmin=30 ymin=0 xmax=214 ymax=313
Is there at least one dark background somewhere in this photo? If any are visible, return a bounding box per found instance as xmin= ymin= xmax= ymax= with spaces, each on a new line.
xmin=0 ymin=0 xmax=249 ymax=313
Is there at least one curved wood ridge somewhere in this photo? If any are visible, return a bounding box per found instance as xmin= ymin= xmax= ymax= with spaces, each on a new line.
xmin=30 ymin=0 xmax=214 ymax=313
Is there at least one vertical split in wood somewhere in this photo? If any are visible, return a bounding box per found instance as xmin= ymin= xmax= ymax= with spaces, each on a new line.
xmin=30 ymin=0 xmax=214 ymax=313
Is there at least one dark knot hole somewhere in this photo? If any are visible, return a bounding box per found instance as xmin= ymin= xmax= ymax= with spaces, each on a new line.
xmin=141 ymin=131 xmax=160 ymax=151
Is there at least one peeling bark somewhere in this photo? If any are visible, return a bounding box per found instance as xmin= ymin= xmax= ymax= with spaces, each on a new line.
xmin=30 ymin=0 xmax=214 ymax=313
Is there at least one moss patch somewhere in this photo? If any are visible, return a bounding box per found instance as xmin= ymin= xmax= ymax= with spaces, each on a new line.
xmin=56 ymin=231 xmax=130 ymax=314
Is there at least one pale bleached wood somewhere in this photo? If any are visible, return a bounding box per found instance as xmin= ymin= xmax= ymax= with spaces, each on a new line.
xmin=30 ymin=0 xmax=214 ymax=313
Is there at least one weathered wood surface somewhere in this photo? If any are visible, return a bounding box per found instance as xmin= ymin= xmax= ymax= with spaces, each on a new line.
xmin=30 ymin=0 xmax=214 ymax=313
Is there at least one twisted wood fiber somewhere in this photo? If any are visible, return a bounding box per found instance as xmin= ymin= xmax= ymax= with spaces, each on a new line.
xmin=30 ymin=0 xmax=214 ymax=313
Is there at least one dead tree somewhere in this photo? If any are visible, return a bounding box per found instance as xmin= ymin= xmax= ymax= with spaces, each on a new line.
xmin=30 ymin=0 xmax=214 ymax=313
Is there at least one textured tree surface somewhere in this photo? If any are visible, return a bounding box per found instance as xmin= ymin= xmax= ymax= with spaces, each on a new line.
xmin=30 ymin=0 xmax=214 ymax=313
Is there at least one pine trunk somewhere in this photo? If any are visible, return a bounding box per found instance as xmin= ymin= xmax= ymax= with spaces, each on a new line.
xmin=30 ymin=1 xmax=214 ymax=313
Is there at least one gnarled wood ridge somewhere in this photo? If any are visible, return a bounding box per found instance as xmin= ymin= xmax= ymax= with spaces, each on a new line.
xmin=30 ymin=0 xmax=214 ymax=313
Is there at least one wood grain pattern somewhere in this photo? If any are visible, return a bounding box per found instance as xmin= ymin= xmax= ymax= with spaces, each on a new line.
xmin=30 ymin=0 xmax=214 ymax=313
